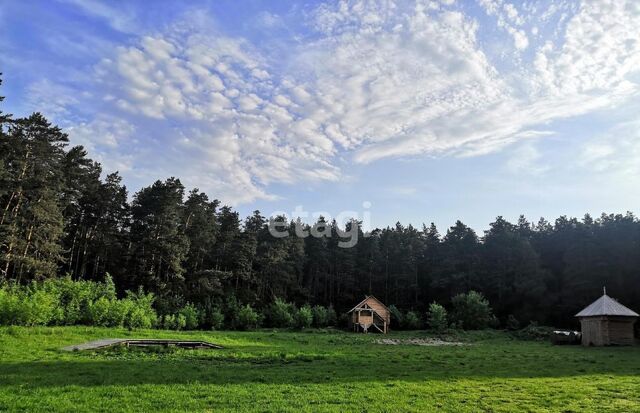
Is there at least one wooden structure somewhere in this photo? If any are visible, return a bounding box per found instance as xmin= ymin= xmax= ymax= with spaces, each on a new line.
xmin=575 ymin=288 xmax=638 ymax=346
xmin=62 ymin=339 xmax=223 ymax=351
xmin=348 ymin=296 xmax=390 ymax=333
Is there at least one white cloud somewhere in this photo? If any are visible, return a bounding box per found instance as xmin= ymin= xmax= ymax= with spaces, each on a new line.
xmin=506 ymin=142 xmax=549 ymax=175
xmin=59 ymin=0 xmax=139 ymax=33
xmin=44 ymin=0 xmax=640 ymax=204
xmin=579 ymin=120 xmax=640 ymax=179
xmin=75 ymin=15 xmax=341 ymax=203
xmin=255 ymin=11 xmax=284 ymax=29
xmin=478 ymin=0 xmax=529 ymax=49
xmin=532 ymin=0 xmax=640 ymax=95
xmin=293 ymin=0 xmax=639 ymax=165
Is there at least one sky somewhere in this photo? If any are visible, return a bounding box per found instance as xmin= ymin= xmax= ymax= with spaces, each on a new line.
xmin=1 ymin=0 xmax=639 ymax=232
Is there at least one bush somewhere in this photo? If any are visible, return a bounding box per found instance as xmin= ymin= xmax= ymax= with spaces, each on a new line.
xmin=128 ymin=307 xmax=153 ymax=329
xmin=451 ymin=290 xmax=495 ymax=330
xmin=224 ymin=295 xmax=241 ymax=330
xmin=163 ymin=314 xmax=176 ymax=330
xmin=312 ymin=305 xmax=328 ymax=327
xmin=327 ymin=305 xmax=337 ymax=326
xmin=0 ymin=283 xmax=56 ymax=326
xmin=28 ymin=287 xmax=58 ymax=325
xmin=268 ymin=298 xmax=295 ymax=328
xmin=403 ymin=311 xmax=422 ymax=330
xmin=175 ymin=314 xmax=187 ymax=330
xmin=124 ymin=288 xmax=157 ymax=329
xmin=338 ymin=312 xmax=349 ymax=328
xmin=295 ymin=305 xmax=313 ymax=329
xmin=89 ymin=297 xmax=112 ymax=326
xmin=427 ymin=302 xmax=448 ymax=333
xmin=388 ymin=305 xmax=404 ymax=327
xmin=513 ymin=321 xmax=554 ymax=341
xmin=210 ymin=308 xmax=224 ymax=330
xmin=237 ymin=304 xmax=259 ymax=330
xmin=179 ymin=303 xmax=200 ymax=330
xmin=49 ymin=277 xmax=99 ymax=325
xmin=0 ymin=286 xmax=21 ymax=325
xmin=0 ymin=277 xmax=158 ymax=329
xmin=506 ymin=314 xmax=520 ymax=330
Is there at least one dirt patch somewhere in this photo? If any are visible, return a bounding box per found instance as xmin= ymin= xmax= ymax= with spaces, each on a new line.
xmin=375 ymin=338 xmax=466 ymax=346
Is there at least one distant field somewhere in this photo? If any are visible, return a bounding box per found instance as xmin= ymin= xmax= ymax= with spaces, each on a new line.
xmin=1 ymin=327 xmax=640 ymax=412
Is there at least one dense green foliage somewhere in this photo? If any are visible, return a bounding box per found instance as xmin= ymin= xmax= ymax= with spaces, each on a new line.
xmin=1 ymin=77 xmax=640 ymax=330
xmin=403 ymin=310 xmax=422 ymax=330
xmin=0 ymin=277 xmax=156 ymax=329
xmin=295 ymin=304 xmax=313 ymax=329
xmin=236 ymin=305 xmax=259 ymax=330
xmin=0 ymin=277 xmax=346 ymax=331
xmin=427 ymin=302 xmax=448 ymax=333
xmin=450 ymin=291 xmax=496 ymax=330
xmin=268 ymin=298 xmax=295 ymax=328
xmin=1 ymin=326 xmax=640 ymax=412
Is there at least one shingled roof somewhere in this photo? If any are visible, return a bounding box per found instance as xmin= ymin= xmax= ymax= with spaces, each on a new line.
xmin=575 ymin=292 xmax=639 ymax=318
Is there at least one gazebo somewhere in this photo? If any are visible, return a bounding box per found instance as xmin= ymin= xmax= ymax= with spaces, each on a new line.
xmin=575 ymin=288 xmax=638 ymax=346
xmin=348 ymin=296 xmax=390 ymax=334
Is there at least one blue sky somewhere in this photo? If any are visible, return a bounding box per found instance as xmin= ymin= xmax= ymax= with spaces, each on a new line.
xmin=1 ymin=0 xmax=639 ymax=232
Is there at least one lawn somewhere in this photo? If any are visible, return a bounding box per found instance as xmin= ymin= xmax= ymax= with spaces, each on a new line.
xmin=1 ymin=327 xmax=640 ymax=412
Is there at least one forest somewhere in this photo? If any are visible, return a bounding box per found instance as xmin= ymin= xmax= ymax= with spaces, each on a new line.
xmin=1 ymin=76 xmax=639 ymax=329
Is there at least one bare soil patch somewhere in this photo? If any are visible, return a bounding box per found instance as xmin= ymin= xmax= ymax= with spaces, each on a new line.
xmin=375 ymin=338 xmax=466 ymax=346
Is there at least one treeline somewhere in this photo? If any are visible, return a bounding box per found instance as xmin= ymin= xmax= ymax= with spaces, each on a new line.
xmin=2 ymin=77 xmax=640 ymax=329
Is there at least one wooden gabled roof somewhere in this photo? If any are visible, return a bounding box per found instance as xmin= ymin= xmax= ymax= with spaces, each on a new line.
xmin=575 ymin=292 xmax=639 ymax=318
xmin=348 ymin=295 xmax=390 ymax=314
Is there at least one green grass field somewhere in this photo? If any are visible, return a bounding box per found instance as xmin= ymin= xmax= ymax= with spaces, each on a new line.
xmin=1 ymin=327 xmax=640 ymax=412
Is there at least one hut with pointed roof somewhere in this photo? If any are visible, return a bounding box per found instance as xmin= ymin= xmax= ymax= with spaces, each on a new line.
xmin=575 ymin=288 xmax=639 ymax=346
xmin=348 ymin=296 xmax=390 ymax=334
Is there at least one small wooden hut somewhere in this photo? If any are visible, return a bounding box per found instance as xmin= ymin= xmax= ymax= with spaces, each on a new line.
xmin=348 ymin=296 xmax=390 ymax=333
xmin=575 ymin=289 xmax=638 ymax=346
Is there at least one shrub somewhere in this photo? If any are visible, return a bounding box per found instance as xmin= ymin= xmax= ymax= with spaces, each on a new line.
xmin=161 ymin=313 xmax=183 ymax=330
xmin=427 ymin=302 xmax=448 ymax=333
xmin=312 ymin=305 xmax=328 ymax=327
xmin=50 ymin=277 xmax=97 ymax=325
xmin=210 ymin=308 xmax=224 ymax=330
xmin=124 ymin=288 xmax=157 ymax=329
xmin=326 ymin=305 xmax=337 ymax=326
xmin=268 ymin=298 xmax=295 ymax=328
xmin=506 ymin=314 xmax=520 ymax=330
xmin=163 ymin=314 xmax=176 ymax=330
xmin=0 ymin=277 xmax=158 ymax=329
xmin=337 ymin=312 xmax=349 ymax=328
xmin=388 ymin=305 xmax=404 ymax=327
xmin=403 ymin=311 xmax=422 ymax=330
xmin=127 ymin=307 xmax=153 ymax=329
xmin=513 ymin=321 xmax=554 ymax=341
xmin=196 ymin=300 xmax=223 ymax=329
xmin=451 ymin=290 xmax=495 ymax=330
xmin=103 ymin=300 xmax=127 ymax=327
xmin=237 ymin=305 xmax=259 ymax=330
xmin=101 ymin=274 xmax=118 ymax=301
xmin=295 ymin=305 xmax=313 ymax=329
xmin=175 ymin=313 xmax=187 ymax=330
xmin=23 ymin=288 xmax=57 ymax=326
xmin=179 ymin=303 xmax=200 ymax=330
xmin=0 ymin=286 xmax=21 ymax=325
xmin=89 ymin=297 xmax=112 ymax=326
xmin=224 ymin=295 xmax=241 ymax=329
xmin=0 ymin=283 xmax=56 ymax=326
